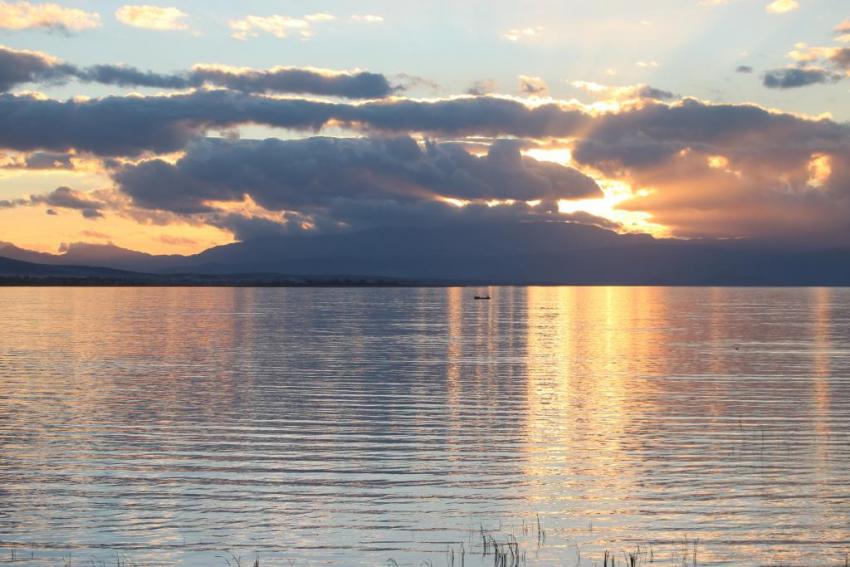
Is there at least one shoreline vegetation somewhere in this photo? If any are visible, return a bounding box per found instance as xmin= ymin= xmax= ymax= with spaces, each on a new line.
xmin=7 ymin=254 xmax=850 ymax=288
xmin=3 ymin=518 xmax=848 ymax=567
xmin=0 ymin=275 xmax=448 ymax=287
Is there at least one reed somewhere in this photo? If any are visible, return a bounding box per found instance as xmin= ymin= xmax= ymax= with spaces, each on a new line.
xmin=4 ymin=518 xmax=849 ymax=567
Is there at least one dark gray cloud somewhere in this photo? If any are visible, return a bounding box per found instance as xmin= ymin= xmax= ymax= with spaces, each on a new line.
xmin=0 ymin=151 xmax=75 ymax=169
xmin=76 ymin=65 xmax=398 ymax=98
xmin=1 ymin=186 xmax=109 ymax=219
xmin=189 ymin=67 xmax=397 ymax=98
xmin=736 ymin=65 xmax=754 ymax=73
xmin=631 ymin=85 xmax=675 ymax=100
xmin=32 ymin=186 xmax=103 ymax=210
xmin=0 ymin=91 xmax=220 ymax=155
xmin=22 ymin=151 xmax=74 ymax=169
xmin=518 ymin=75 xmax=548 ymax=96
xmin=0 ymin=45 xmax=398 ymax=98
xmin=3 ymin=91 xmax=850 ymax=179
xmin=337 ymin=96 xmax=588 ymax=138
xmin=0 ymin=91 xmax=591 ymax=155
xmin=114 ymin=136 xmax=601 ymax=224
xmin=572 ymin=98 xmax=850 ymax=172
xmin=763 ymin=67 xmax=843 ymax=89
xmin=74 ymin=64 xmax=189 ymax=89
xmin=81 ymin=208 xmax=103 ymax=219
xmin=467 ymin=79 xmax=496 ymax=96
xmin=0 ymin=45 xmax=74 ymax=91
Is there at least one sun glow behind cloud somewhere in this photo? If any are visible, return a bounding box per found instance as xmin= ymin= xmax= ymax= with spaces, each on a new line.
xmin=558 ymin=180 xmax=668 ymax=236
xmin=523 ymin=147 xmax=573 ymax=165
xmin=521 ymin=145 xmax=667 ymax=235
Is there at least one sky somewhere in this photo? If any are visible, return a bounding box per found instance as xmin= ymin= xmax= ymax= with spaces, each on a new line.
xmin=0 ymin=0 xmax=849 ymax=255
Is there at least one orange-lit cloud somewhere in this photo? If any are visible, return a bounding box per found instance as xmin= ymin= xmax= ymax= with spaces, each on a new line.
xmin=115 ymin=5 xmax=189 ymax=31
xmin=0 ymin=0 xmax=100 ymax=32
xmin=766 ymin=0 xmax=799 ymax=14
xmin=229 ymin=13 xmax=335 ymax=40
xmin=502 ymin=26 xmax=543 ymax=42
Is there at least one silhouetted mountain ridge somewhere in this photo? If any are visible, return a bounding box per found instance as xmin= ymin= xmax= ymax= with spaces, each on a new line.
xmin=4 ymin=222 xmax=850 ymax=285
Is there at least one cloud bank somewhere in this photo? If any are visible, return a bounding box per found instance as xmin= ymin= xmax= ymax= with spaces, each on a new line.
xmin=0 ymin=44 xmax=398 ymax=98
xmin=113 ymin=136 xmax=602 ymax=236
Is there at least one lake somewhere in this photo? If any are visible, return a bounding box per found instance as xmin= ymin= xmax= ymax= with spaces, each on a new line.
xmin=0 ymin=287 xmax=848 ymax=566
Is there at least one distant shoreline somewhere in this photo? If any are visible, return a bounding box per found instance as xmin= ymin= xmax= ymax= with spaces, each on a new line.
xmin=0 ymin=276 xmax=455 ymax=288
xmin=3 ymin=277 xmax=850 ymax=288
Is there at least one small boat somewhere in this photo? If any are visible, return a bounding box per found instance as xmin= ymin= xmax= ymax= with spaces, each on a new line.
xmin=474 ymin=295 xmax=491 ymax=300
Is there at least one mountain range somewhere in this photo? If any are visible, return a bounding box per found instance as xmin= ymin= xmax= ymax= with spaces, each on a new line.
xmin=3 ymin=221 xmax=850 ymax=285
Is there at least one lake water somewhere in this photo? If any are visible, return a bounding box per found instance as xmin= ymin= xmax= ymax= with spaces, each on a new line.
xmin=0 ymin=287 xmax=849 ymax=566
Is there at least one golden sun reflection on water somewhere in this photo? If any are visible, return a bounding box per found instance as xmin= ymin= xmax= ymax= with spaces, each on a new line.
xmin=522 ymin=288 xmax=667 ymax=528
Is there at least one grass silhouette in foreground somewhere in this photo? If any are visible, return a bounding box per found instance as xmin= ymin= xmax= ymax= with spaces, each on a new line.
xmin=4 ymin=516 xmax=849 ymax=567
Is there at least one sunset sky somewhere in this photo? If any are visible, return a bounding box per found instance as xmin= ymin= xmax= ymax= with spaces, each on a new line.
xmin=1 ymin=0 xmax=849 ymax=255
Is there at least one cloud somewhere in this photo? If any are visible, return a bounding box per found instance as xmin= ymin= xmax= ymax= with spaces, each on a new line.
xmin=4 ymin=86 xmax=850 ymax=242
xmin=791 ymin=44 xmax=850 ymax=70
xmin=0 ymin=44 xmax=73 ymax=91
xmin=305 ymin=13 xmax=335 ymax=22
xmin=30 ymin=186 xmax=105 ymax=211
xmin=837 ymin=19 xmax=850 ymax=42
xmin=156 ymin=234 xmax=199 ymax=246
xmin=502 ymin=27 xmax=542 ymax=42
xmin=73 ymin=64 xmax=190 ymax=89
xmin=762 ymin=42 xmax=850 ymax=89
xmin=3 ymin=186 xmax=109 ymax=219
xmin=466 ymin=79 xmax=496 ymax=96
xmin=80 ymin=229 xmax=110 ymax=238
xmin=79 ymin=64 xmax=398 ymax=98
xmin=0 ymin=150 xmax=74 ymax=169
xmin=0 ymin=91 xmax=592 ymax=155
xmin=189 ymin=65 xmax=397 ymax=98
xmin=763 ymin=67 xmax=843 ymax=88
xmin=113 ymin=136 xmax=602 ymax=236
xmin=571 ymin=81 xmax=674 ymax=101
xmin=0 ymin=45 xmax=400 ymax=98
xmin=229 ymin=13 xmax=335 ymax=40
xmin=766 ymin=0 xmax=799 ymax=13
xmin=351 ymin=14 xmax=383 ymax=24
xmin=81 ymin=207 xmax=103 ymax=219
xmin=394 ymin=73 xmax=439 ymax=93
xmin=763 ymin=43 xmax=850 ymax=89
xmin=0 ymin=0 xmax=100 ymax=32
xmin=569 ymin=98 xmax=850 ymax=242
xmin=829 ymin=47 xmax=850 ymax=70
xmin=115 ymin=5 xmax=189 ymax=31
xmin=518 ymin=75 xmax=548 ymax=96
xmin=736 ymin=65 xmax=754 ymax=73
xmin=573 ymin=99 xmax=850 ymax=171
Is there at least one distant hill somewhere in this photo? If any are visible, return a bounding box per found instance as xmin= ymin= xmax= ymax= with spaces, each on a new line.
xmin=181 ymin=222 xmax=850 ymax=285
xmin=0 ymin=241 xmax=188 ymax=272
xmin=0 ymin=255 xmax=425 ymax=287
xmin=5 ymin=222 xmax=850 ymax=285
xmin=0 ymin=255 xmax=140 ymax=278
